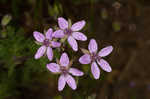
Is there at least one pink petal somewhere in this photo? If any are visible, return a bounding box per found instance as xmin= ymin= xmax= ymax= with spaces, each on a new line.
xmin=69 ymin=68 xmax=84 ymax=76
xmin=45 ymin=28 xmax=53 ymax=40
xmin=97 ymin=59 xmax=112 ymax=72
xmin=58 ymin=17 xmax=68 ymax=30
xmin=72 ymin=32 xmax=87 ymax=41
xmin=67 ymin=36 xmax=78 ymax=51
xmin=71 ymin=20 xmax=86 ymax=31
xmin=51 ymin=41 xmax=61 ymax=48
xmin=46 ymin=63 xmax=60 ymax=73
xmin=53 ymin=30 xmax=65 ymax=38
xmin=33 ymin=31 xmax=45 ymax=42
xmin=60 ymin=53 xmax=69 ymax=67
xmin=47 ymin=47 xmax=53 ymax=61
xmin=66 ymin=75 xmax=77 ymax=90
xmin=91 ymin=61 xmax=100 ymax=79
xmin=88 ymin=39 xmax=98 ymax=53
xmin=98 ymin=46 xmax=113 ymax=57
xmin=34 ymin=46 xmax=46 ymax=59
xmin=58 ymin=75 xmax=66 ymax=91
xmin=79 ymin=54 xmax=91 ymax=64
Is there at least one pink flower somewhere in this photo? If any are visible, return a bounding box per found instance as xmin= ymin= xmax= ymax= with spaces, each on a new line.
xmin=79 ymin=39 xmax=113 ymax=79
xmin=33 ymin=28 xmax=61 ymax=61
xmin=47 ymin=53 xmax=84 ymax=91
xmin=53 ymin=17 xmax=87 ymax=51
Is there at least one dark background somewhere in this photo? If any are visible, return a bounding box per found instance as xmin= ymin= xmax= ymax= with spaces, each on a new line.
xmin=0 ymin=0 xmax=150 ymax=99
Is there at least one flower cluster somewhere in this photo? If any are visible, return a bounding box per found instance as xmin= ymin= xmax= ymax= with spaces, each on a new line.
xmin=33 ymin=17 xmax=113 ymax=91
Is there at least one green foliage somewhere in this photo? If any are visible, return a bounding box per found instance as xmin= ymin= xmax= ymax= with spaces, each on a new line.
xmin=48 ymin=1 xmax=63 ymax=19
xmin=12 ymin=0 xmax=22 ymax=18
xmin=101 ymin=9 xmax=108 ymax=20
xmin=0 ymin=24 xmax=49 ymax=98
xmin=112 ymin=21 xmax=121 ymax=32
xmin=53 ymin=95 xmax=63 ymax=99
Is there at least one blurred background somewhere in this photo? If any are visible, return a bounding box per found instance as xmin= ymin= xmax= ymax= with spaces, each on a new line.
xmin=0 ymin=0 xmax=150 ymax=99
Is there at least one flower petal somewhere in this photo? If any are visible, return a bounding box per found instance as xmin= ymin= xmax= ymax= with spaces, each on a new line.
xmin=91 ymin=61 xmax=100 ymax=79
xmin=88 ymin=39 xmax=98 ymax=53
xmin=53 ymin=30 xmax=65 ymax=38
xmin=68 ymin=36 xmax=78 ymax=51
xmin=66 ymin=75 xmax=77 ymax=90
xmin=58 ymin=17 xmax=68 ymax=30
xmin=69 ymin=68 xmax=84 ymax=76
xmin=33 ymin=31 xmax=45 ymax=42
xmin=34 ymin=46 xmax=46 ymax=59
xmin=58 ymin=75 xmax=66 ymax=91
xmin=98 ymin=46 xmax=113 ymax=57
xmin=72 ymin=32 xmax=87 ymax=41
xmin=46 ymin=63 xmax=60 ymax=73
xmin=51 ymin=41 xmax=61 ymax=48
xmin=71 ymin=20 xmax=86 ymax=31
xmin=79 ymin=54 xmax=91 ymax=64
xmin=97 ymin=59 xmax=112 ymax=72
xmin=45 ymin=28 xmax=53 ymax=40
xmin=47 ymin=47 xmax=53 ymax=61
xmin=60 ymin=53 xmax=69 ymax=67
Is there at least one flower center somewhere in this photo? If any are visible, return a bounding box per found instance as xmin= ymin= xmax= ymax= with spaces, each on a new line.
xmin=43 ymin=39 xmax=50 ymax=47
xmin=64 ymin=28 xmax=72 ymax=36
xmin=91 ymin=53 xmax=101 ymax=61
xmin=60 ymin=66 xmax=68 ymax=75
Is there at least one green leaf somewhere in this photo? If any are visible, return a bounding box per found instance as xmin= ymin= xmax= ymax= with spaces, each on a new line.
xmin=112 ymin=21 xmax=121 ymax=32
xmin=54 ymin=95 xmax=63 ymax=99
xmin=1 ymin=14 xmax=12 ymax=26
